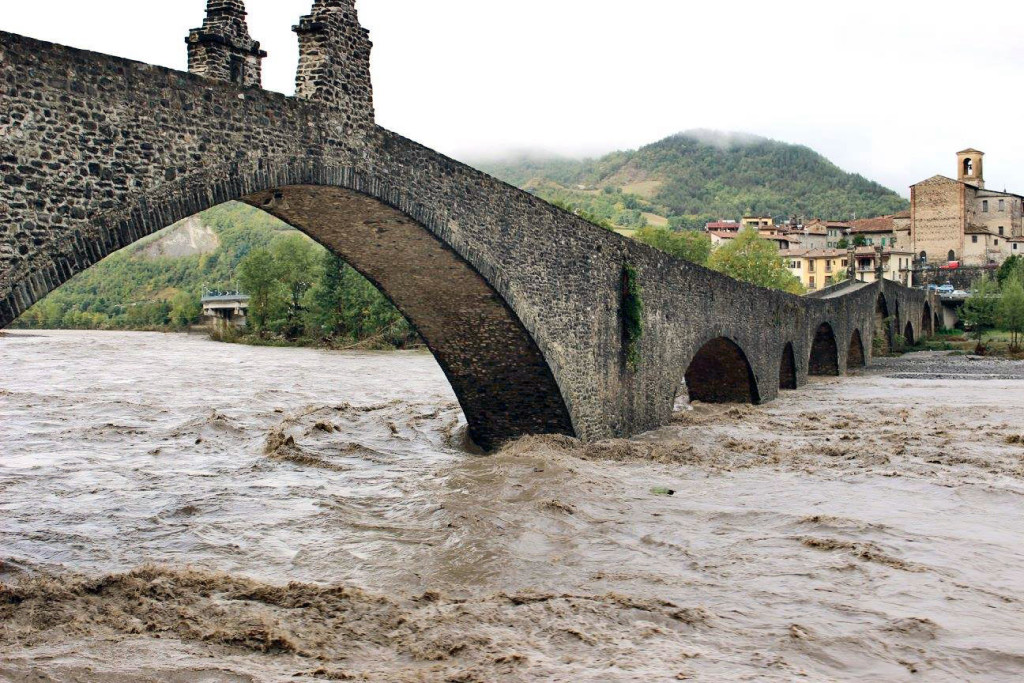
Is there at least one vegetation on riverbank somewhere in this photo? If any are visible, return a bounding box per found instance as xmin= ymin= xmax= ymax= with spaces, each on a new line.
xmin=11 ymin=203 xmax=420 ymax=350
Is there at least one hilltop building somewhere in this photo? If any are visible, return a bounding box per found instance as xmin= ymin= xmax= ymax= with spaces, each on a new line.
xmin=910 ymin=149 xmax=1023 ymax=266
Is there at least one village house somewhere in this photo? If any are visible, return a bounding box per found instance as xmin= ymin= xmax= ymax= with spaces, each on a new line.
xmin=781 ymin=247 xmax=913 ymax=292
xmin=848 ymin=211 xmax=911 ymax=249
xmin=742 ymin=215 xmax=774 ymax=230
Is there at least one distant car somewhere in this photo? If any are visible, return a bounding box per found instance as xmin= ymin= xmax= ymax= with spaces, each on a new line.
xmin=936 ymin=284 xmax=954 ymax=295
xmin=926 ymin=284 xmax=939 ymax=291
xmin=952 ymin=290 xmax=969 ymax=297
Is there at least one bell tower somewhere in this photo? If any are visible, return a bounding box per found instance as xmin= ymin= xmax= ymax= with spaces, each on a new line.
xmin=957 ymin=148 xmax=985 ymax=188
xmin=187 ymin=0 xmax=267 ymax=88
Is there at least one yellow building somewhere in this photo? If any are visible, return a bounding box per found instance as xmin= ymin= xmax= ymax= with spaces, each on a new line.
xmin=781 ymin=247 xmax=914 ymax=292
xmin=742 ymin=215 xmax=774 ymax=230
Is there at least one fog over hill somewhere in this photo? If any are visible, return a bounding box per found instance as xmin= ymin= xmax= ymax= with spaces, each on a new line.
xmin=475 ymin=130 xmax=909 ymax=231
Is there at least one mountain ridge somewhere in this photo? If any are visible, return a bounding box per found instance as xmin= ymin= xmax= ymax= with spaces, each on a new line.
xmin=475 ymin=130 xmax=909 ymax=230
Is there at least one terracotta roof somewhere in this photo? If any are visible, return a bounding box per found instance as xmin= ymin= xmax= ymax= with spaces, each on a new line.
xmin=705 ymin=221 xmax=741 ymax=230
xmin=958 ymin=148 xmax=984 ymax=155
xmin=894 ymin=209 xmax=910 ymax=219
xmin=849 ymin=215 xmax=896 ymax=234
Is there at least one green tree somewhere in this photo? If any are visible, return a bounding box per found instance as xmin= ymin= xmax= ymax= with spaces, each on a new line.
xmin=852 ymin=235 xmax=868 ymax=247
xmin=997 ymin=275 xmax=1024 ymax=351
xmin=633 ymin=226 xmax=712 ymax=265
xmin=271 ymin=234 xmax=318 ymax=339
xmin=997 ymin=255 xmax=1024 ymax=287
xmin=836 ymin=238 xmax=849 ymax=249
xmin=169 ymin=291 xmax=202 ymax=328
xmin=708 ymin=228 xmax=805 ymax=294
xmin=237 ymin=248 xmax=278 ymax=334
xmin=308 ymin=251 xmax=346 ymax=337
xmin=960 ymin=274 xmax=999 ymax=348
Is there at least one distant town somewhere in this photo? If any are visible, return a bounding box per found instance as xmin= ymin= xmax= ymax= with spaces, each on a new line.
xmin=702 ymin=148 xmax=1023 ymax=292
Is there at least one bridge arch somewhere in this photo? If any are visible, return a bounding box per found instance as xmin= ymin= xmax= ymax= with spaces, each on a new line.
xmin=2 ymin=160 xmax=576 ymax=451
xmin=848 ymin=329 xmax=866 ymax=368
xmin=922 ymin=302 xmax=933 ymax=338
xmin=904 ymin=320 xmax=916 ymax=346
xmin=683 ymin=336 xmax=761 ymax=404
xmin=809 ymin=322 xmax=840 ymax=376
xmin=779 ymin=342 xmax=797 ymax=390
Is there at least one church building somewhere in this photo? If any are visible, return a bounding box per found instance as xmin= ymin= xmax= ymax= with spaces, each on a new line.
xmin=909 ymin=149 xmax=1024 ymax=266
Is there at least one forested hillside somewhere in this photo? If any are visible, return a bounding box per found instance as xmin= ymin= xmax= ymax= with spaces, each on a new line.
xmin=477 ymin=130 xmax=909 ymax=230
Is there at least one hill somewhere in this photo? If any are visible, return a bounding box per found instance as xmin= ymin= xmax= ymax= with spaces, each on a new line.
xmin=476 ymin=130 xmax=909 ymax=230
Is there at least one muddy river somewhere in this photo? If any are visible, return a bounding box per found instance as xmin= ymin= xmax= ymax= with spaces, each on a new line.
xmin=2 ymin=330 xmax=1024 ymax=681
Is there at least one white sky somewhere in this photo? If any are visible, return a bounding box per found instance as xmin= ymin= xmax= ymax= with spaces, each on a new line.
xmin=4 ymin=0 xmax=1023 ymax=198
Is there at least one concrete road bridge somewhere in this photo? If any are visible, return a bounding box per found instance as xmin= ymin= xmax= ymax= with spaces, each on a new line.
xmin=0 ymin=1 xmax=938 ymax=450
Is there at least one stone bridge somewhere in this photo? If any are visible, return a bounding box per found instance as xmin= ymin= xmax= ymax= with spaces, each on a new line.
xmin=0 ymin=1 xmax=937 ymax=450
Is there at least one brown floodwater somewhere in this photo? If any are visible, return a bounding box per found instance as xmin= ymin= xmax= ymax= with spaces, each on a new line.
xmin=2 ymin=330 xmax=1024 ymax=681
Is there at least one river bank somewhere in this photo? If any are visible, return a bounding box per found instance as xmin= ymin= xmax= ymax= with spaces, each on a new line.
xmin=2 ymin=332 xmax=1024 ymax=681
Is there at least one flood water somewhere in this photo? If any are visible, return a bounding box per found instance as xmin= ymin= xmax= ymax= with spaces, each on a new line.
xmin=2 ymin=331 xmax=1024 ymax=681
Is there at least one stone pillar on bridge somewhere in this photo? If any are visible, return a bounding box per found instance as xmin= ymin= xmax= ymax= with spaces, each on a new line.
xmin=293 ymin=0 xmax=375 ymax=130
xmin=186 ymin=0 xmax=267 ymax=88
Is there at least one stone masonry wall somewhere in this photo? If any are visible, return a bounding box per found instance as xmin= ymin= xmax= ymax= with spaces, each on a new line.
xmin=187 ymin=0 xmax=266 ymax=88
xmin=294 ymin=0 xmax=374 ymax=133
xmin=0 ymin=27 xmax=935 ymax=448
xmin=912 ymin=177 xmax=966 ymax=264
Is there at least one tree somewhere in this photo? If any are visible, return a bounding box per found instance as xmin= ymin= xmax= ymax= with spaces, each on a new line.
xmin=633 ymin=226 xmax=712 ymax=265
xmin=997 ymin=275 xmax=1024 ymax=351
xmin=852 ymin=235 xmax=868 ymax=247
xmin=271 ymin=234 xmax=318 ymax=339
xmin=308 ymin=250 xmax=346 ymax=337
xmin=169 ymin=291 xmax=202 ymax=328
xmin=237 ymin=248 xmax=278 ymax=334
xmin=836 ymin=238 xmax=849 ymax=249
xmin=708 ymin=228 xmax=805 ymax=294
xmin=960 ymin=274 xmax=999 ymax=349
xmin=997 ymin=255 xmax=1024 ymax=287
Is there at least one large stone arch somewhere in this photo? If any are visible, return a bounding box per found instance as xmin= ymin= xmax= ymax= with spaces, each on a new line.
xmin=779 ymin=342 xmax=798 ymax=390
xmin=683 ymin=336 xmax=761 ymax=404
xmin=809 ymin=322 xmax=840 ymax=376
xmin=1 ymin=161 xmax=576 ymax=451
xmin=904 ymin=320 xmax=916 ymax=346
xmin=848 ymin=329 xmax=866 ymax=368
xmin=922 ymin=302 xmax=933 ymax=338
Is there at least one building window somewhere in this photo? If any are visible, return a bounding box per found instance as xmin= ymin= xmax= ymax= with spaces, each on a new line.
xmin=999 ymin=199 xmax=1005 ymax=211
xmin=995 ymin=239 xmax=999 ymax=245
xmin=999 ymin=226 xmax=1005 ymax=235
xmin=1015 ymin=244 xmax=1019 ymax=251
xmin=919 ymin=251 xmax=927 ymax=263
xmin=948 ymin=250 xmax=956 ymax=262
xmin=841 ymin=259 xmax=848 ymax=267
xmin=964 ymin=158 xmax=974 ymax=177
xmin=809 ymin=276 xmax=816 ymax=289
xmin=972 ymin=235 xmax=978 ymax=243
xmin=983 ymin=200 xmax=989 ymax=212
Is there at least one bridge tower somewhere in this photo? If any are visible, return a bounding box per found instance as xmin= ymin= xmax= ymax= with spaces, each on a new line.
xmin=186 ymin=0 xmax=267 ymax=88
xmin=293 ymin=0 xmax=375 ymax=129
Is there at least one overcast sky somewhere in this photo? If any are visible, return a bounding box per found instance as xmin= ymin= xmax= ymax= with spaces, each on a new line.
xmin=5 ymin=1 xmax=1023 ymax=198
